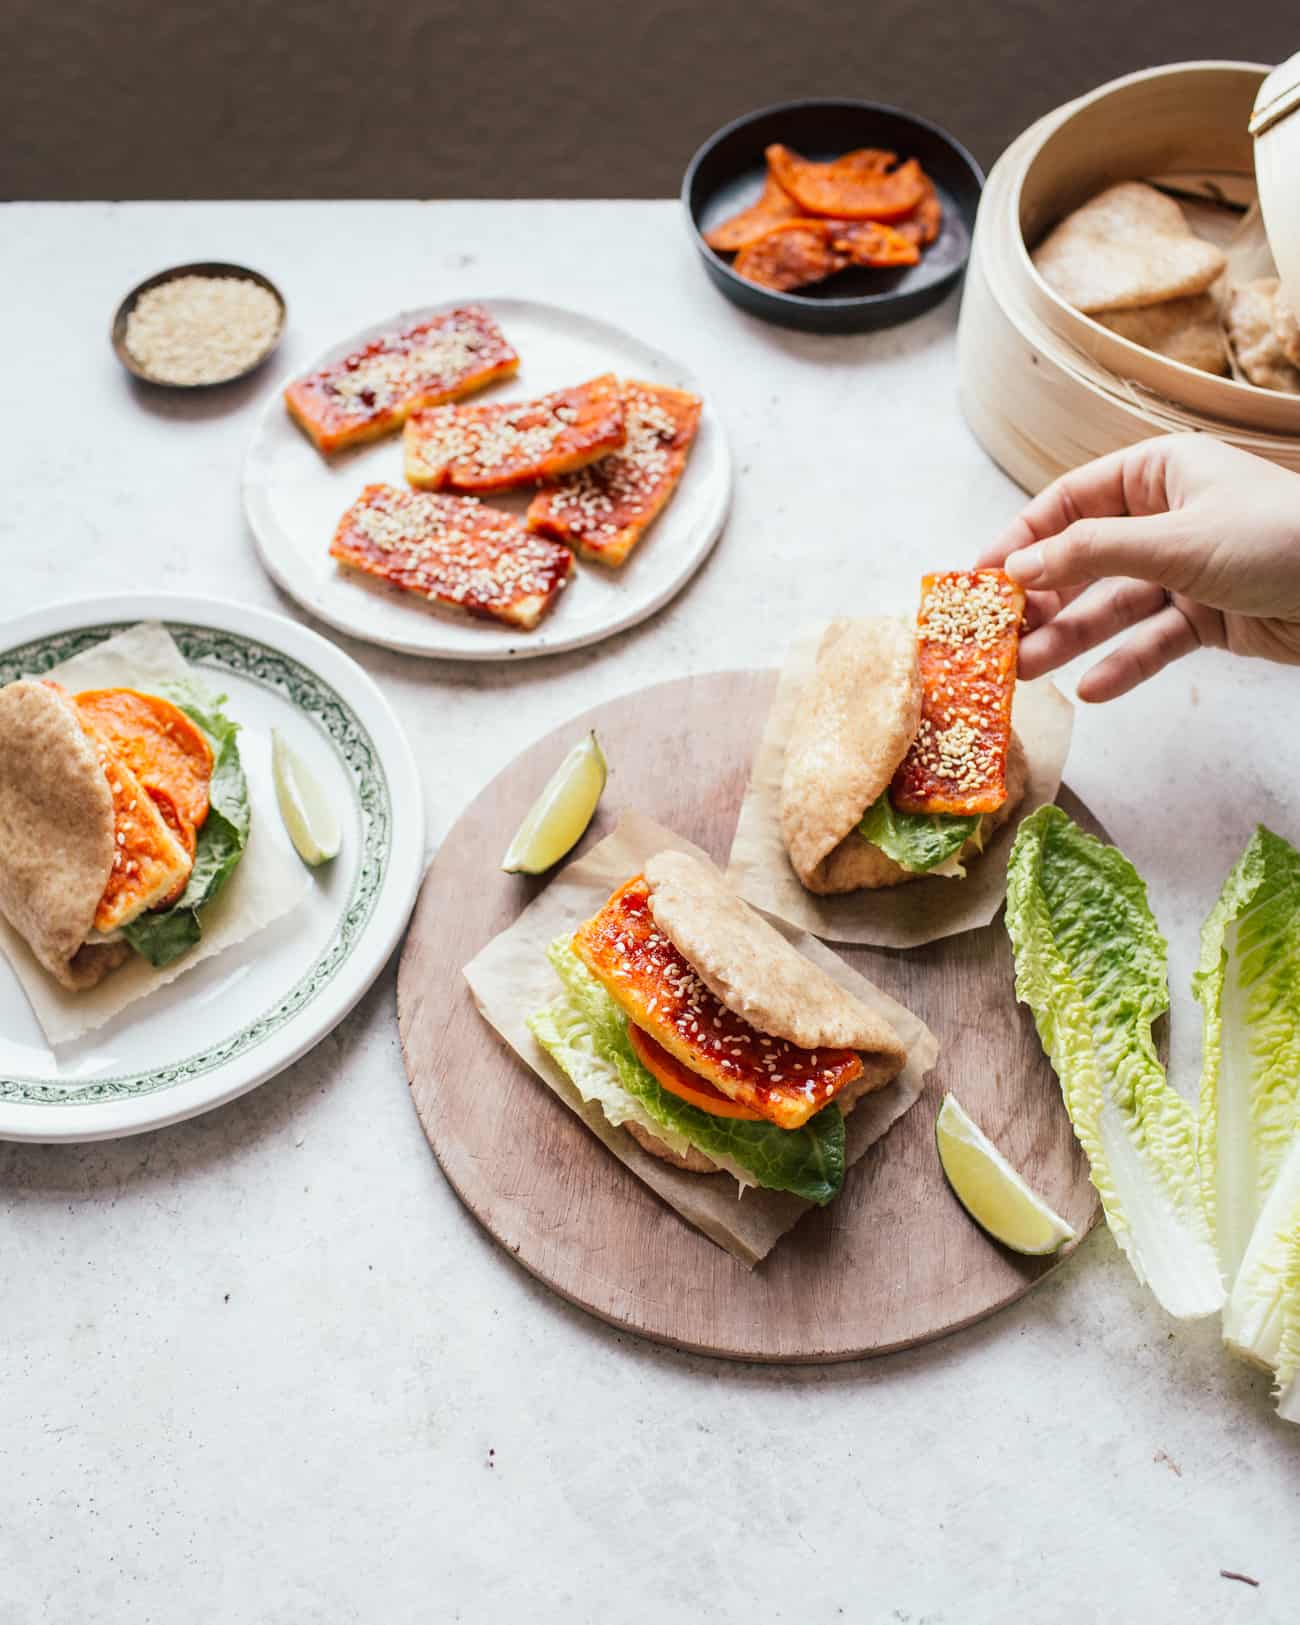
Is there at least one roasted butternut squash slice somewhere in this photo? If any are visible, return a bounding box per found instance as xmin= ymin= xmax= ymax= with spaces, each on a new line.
xmin=766 ymin=145 xmax=927 ymax=222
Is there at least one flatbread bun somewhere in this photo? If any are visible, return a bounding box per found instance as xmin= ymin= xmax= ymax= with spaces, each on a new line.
xmin=1032 ymin=182 xmax=1226 ymax=315
xmin=1096 ymin=291 xmax=1229 ymax=375
xmin=780 ymin=617 xmax=921 ymax=889
xmin=803 ymin=731 xmax=1027 ymax=894
xmin=0 ymin=679 xmax=124 ymax=989
xmin=1227 ymin=278 xmax=1300 ymax=393
xmin=644 ymin=848 xmax=906 ymax=1066
xmin=623 ymin=1119 xmax=720 ymax=1173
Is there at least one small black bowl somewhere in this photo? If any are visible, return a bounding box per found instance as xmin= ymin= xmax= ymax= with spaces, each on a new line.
xmin=111 ymin=261 xmax=287 ymax=388
xmin=682 ymin=99 xmax=983 ymax=334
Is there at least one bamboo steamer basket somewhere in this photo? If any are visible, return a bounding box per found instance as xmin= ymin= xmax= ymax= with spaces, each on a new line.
xmin=958 ymin=59 xmax=1300 ymax=493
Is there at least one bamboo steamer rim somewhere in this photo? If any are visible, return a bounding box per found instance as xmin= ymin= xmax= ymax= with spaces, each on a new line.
xmin=981 ymin=121 xmax=1300 ymax=447
xmin=960 ymin=230 xmax=1300 ymax=493
xmin=1002 ymin=59 xmax=1300 ymax=433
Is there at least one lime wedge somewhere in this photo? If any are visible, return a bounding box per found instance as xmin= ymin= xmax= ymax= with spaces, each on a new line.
xmin=502 ymin=732 xmax=606 ymax=874
xmin=936 ymin=1093 xmax=1077 ymax=1256
xmin=272 ymin=728 xmax=341 ymax=867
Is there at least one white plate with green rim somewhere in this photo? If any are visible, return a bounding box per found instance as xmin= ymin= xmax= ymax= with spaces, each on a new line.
xmin=0 ymin=595 xmax=425 ymax=1141
xmin=242 ymin=297 xmax=732 ymax=661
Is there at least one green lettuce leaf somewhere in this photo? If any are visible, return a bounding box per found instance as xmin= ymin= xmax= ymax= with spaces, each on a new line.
xmin=120 ymin=680 xmax=249 ymax=968
xmin=1223 ymin=1134 xmax=1300 ymax=1391
xmin=527 ymin=940 xmax=845 ymax=1204
xmin=1005 ymin=805 xmax=1223 ymax=1320
xmin=1194 ymin=826 xmax=1300 ymax=1284
xmin=859 ymin=790 xmax=980 ymax=876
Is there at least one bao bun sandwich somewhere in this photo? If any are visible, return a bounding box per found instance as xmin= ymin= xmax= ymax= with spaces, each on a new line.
xmin=0 ymin=676 xmax=246 ymax=988
xmin=782 ymin=570 xmax=1026 ymax=893
xmin=530 ymin=849 xmax=907 ymax=1205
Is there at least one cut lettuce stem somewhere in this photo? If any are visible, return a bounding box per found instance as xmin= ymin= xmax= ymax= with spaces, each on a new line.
xmin=859 ymin=789 xmax=980 ymax=877
xmin=1194 ymin=825 xmax=1300 ymax=1287
xmin=1275 ymin=1228 xmax=1300 ymax=1424
xmin=528 ymin=940 xmax=846 ymax=1205
xmin=1223 ymin=1132 xmax=1300 ymax=1382
xmin=1005 ymin=805 xmax=1224 ymax=1321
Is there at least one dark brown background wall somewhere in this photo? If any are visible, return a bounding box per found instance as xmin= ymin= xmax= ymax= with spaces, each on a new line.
xmin=4 ymin=0 xmax=1294 ymax=199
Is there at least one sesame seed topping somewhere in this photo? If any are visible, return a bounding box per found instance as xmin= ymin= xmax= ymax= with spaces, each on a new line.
xmin=891 ymin=571 xmax=1023 ymax=815
xmin=297 ymin=306 xmax=515 ymax=423
xmin=332 ymin=483 xmax=571 ymax=629
xmin=528 ymin=382 xmax=700 ymax=560
xmin=406 ymin=376 xmax=624 ymax=491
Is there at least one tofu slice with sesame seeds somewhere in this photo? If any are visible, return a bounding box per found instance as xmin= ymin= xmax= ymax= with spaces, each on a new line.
xmin=92 ymin=749 xmax=193 ymax=933
xmin=890 ymin=570 xmax=1026 ymax=816
xmin=571 ymin=875 xmax=864 ymax=1131
xmin=404 ymin=374 xmax=626 ymax=495
xmin=284 ymin=306 xmax=519 ymax=456
xmin=330 ymin=483 xmax=574 ymax=632
xmin=526 ymin=381 xmax=701 ymax=568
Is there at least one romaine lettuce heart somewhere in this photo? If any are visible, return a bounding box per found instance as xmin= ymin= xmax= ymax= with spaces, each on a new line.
xmin=1005 ymin=805 xmax=1223 ymax=1320
xmin=120 ymin=677 xmax=249 ymax=968
xmin=1194 ymin=826 xmax=1300 ymax=1285
xmin=528 ymin=940 xmax=846 ymax=1205
xmin=859 ymin=789 xmax=980 ymax=877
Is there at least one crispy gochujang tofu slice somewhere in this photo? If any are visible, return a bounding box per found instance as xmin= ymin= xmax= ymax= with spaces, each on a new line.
xmin=284 ymin=305 xmax=519 ymax=455
xmin=571 ymin=876 xmax=862 ymax=1130
xmin=403 ymin=373 xmax=626 ymax=495
xmin=330 ymin=483 xmax=573 ymax=631
xmin=91 ymin=747 xmax=193 ymax=933
xmin=526 ymin=381 xmax=701 ymax=568
xmin=890 ymin=569 xmax=1026 ymax=817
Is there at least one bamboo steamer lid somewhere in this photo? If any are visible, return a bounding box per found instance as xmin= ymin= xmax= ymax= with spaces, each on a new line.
xmin=1252 ymin=50 xmax=1300 ymax=316
xmin=958 ymin=60 xmax=1300 ymax=493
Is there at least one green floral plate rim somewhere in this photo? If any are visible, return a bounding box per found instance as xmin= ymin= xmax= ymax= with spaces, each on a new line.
xmin=0 ymin=599 xmax=425 ymax=1140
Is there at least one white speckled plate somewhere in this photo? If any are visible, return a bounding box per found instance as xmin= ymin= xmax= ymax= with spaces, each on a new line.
xmin=241 ymin=298 xmax=731 ymax=660
xmin=0 ymin=596 xmax=425 ymax=1142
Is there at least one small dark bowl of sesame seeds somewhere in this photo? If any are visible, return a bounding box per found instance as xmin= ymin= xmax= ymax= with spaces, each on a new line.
xmin=112 ymin=262 xmax=287 ymax=388
xmin=682 ymin=98 xmax=983 ymax=334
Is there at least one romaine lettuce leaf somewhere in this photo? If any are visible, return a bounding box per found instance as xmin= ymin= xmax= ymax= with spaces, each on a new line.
xmin=1194 ymin=826 xmax=1300 ymax=1284
xmin=528 ymin=941 xmax=846 ymax=1204
xmin=859 ymin=789 xmax=980 ymax=876
xmin=121 ymin=680 xmax=249 ymax=968
xmin=1223 ymin=1133 xmax=1300 ymax=1380
xmin=1005 ymin=805 xmax=1223 ymax=1320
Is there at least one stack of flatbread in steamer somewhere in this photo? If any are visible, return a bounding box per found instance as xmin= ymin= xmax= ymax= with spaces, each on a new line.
xmin=1221 ymin=202 xmax=1300 ymax=394
xmin=1032 ymin=180 xmax=1300 ymax=394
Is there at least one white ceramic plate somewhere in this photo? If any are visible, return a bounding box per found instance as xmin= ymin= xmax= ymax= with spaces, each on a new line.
xmin=0 ymin=595 xmax=425 ymax=1141
xmin=242 ymin=298 xmax=732 ymax=660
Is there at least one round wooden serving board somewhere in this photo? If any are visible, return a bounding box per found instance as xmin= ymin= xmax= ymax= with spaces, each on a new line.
xmin=397 ymin=671 xmax=1102 ymax=1363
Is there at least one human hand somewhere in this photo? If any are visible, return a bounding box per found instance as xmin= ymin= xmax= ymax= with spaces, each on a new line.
xmin=976 ymin=434 xmax=1300 ymax=701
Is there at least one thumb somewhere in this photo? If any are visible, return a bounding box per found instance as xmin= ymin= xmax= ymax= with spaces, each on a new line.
xmin=1003 ymin=512 xmax=1201 ymax=595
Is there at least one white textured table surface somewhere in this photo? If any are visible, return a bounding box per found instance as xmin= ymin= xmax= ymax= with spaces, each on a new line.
xmin=3 ymin=202 xmax=1298 ymax=1624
